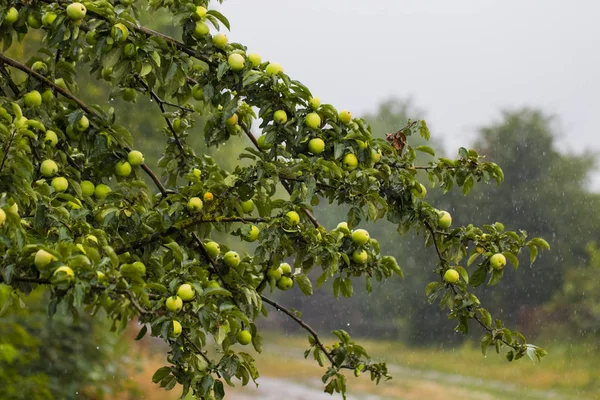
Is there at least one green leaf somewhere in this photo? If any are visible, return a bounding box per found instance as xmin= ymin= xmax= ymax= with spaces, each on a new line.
xmin=470 ymin=265 xmax=487 ymax=287
xmin=467 ymin=251 xmax=480 ymax=267
xmin=456 ymin=266 xmax=469 ymax=284
xmin=527 ymin=237 xmax=551 ymax=250
xmin=207 ymin=10 xmax=231 ymax=30
xmin=152 ymin=366 xmax=172 ymax=383
xmin=528 ymin=244 xmax=538 ymax=264
xmin=415 ymin=145 xmax=435 ymax=156
xmin=502 ymin=251 xmax=519 ymax=270
xmin=295 ymin=274 xmax=313 ymax=296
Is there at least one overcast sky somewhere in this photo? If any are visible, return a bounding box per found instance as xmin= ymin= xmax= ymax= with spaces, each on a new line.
xmin=218 ymin=0 xmax=599 ymax=180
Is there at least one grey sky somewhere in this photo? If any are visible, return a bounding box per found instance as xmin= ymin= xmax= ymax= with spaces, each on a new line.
xmin=219 ymin=0 xmax=599 ymax=171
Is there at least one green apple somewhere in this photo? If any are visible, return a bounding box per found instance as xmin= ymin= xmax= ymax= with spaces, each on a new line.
xmin=212 ymin=33 xmax=228 ymax=48
xmin=122 ymin=88 xmax=136 ymax=102
xmin=123 ymin=43 xmax=137 ymax=58
xmin=241 ymin=199 xmax=255 ymax=214
xmin=342 ymin=153 xmax=358 ymax=170
xmin=85 ymin=31 xmax=97 ymax=45
xmin=223 ymin=251 xmax=240 ymax=267
xmin=52 ymin=177 xmax=69 ymax=192
xmin=111 ymin=23 xmax=128 ymax=42
xmin=286 ymin=210 xmax=300 ymax=225
xmin=94 ymin=184 xmax=111 ymax=199
xmin=356 ymin=140 xmax=368 ymax=149
xmin=120 ymin=262 xmax=146 ymax=278
xmin=248 ymin=53 xmax=261 ymax=67
xmin=206 ymin=280 xmax=220 ymax=289
xmin=0 ymin=209 xmax=5 ymax=227
xmin=77 ymin=115 xmax=89 ymax=131
xmin=115 ymin=160 xmax=132 ymax=177
xmin=54 ymin=78 xmax=68 ymax=90
xmin=27 ymin=13 xmax=41 ymax=29
xmin=265 ymin=62 xmax=283 ymax=75
xmin=308 ymin=138 xmax=325 ymax=154
xmin=4 ymin=7 xmax=19 ymax=25
xmin=305 ymin=112 xmax=321 ymax=129
xmin=53 ymin=266 xmax=74 ymax=283
xmin=131 ymin=261 xmax=146 ymax=275
xmin=279 ymin=262 xmax=292 ymax=276
xmin=192 ymin=168 xmax=202 ymax=178
xmin=490 ymin=253 xmax=506 ymax=270
xmin=438 ymin=211 xmax=452 ymax=229
xmin=277 ymin=276 xmax=294 ymax=290
xmin=35 ymin=249 xmax=56 ymax=269
xmin=166 ymin=296 xmax=183 ymax=312
xmin=228 ymin=53 xmax=245 ymax=71
xmin=351 ymin=229 xmax=370 ymax=246
xmin=352 ymin=249 xmax=368 ymax=264
xmin=245 ymin=225 xmax=259 ymax=242
xmin=308 ymin=97 xmax=321 ymax=110
xmin=274 ymin=110 xmax=287 ymax=124
xmin=192 ymin=85 xmax=203 ymax=101
xmin=411 ymin=183 xmax=427 ymax=199
xmin=171 ymin=320 xmax=182 ymax=337
xmin=24 ymin=90 xmax=42 ymax=108
xmin=193 ymin=21 xmax=209 ymax=38
xmin=42 ymin=11 xmax=57 ymax=26
xmin=127 ymin=150 xmax=144 ymax=166
xmin=443 ymin=268 xmax=460 ymax=284
xmin=226 ymin=113 xmax=238 ymax=126
xmin=257 ymin=135 xmax=271 ymax=150
xmin=371 ymin=149 xmax=382 ymax=164
xmin=41 ymin=89 xmax=54 ymax=103
xmin=267 ymin=267 xmax=283 ymax=280
xmin=236 ymin=330 xmax=252 ymax=345
xmin=205 ymin=241 xmax=220 ymax=258
xmin=101 ymin=67 xmax=113 ymax=81
xmin=339 ymin=110 xmax=352 ymax=124
xmin=40 ymin=159 xmax=58 ymax=177
xmin=336 ymin=222 xmax=350 ymax=235
xmin=32 ymin=61 xmax=47 ymax=74
xmin=43 ymin=130 xmax=58 ymax=147
xmin=177 ymin=284 xmax=195 ymax=301
xmin=187 ymin=197 xmax=203 ymax=213
xmin=193 ymin=5 xmax=207 ymax=19
xmin=80 ymin=180 xmax=95 ymax=197
xmin=66 ymin=3 xmax=87 ymax=21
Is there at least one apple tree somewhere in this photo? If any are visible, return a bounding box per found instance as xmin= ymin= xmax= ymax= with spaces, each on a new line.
xmin=0 ymin=0 xmax=550 ymax=398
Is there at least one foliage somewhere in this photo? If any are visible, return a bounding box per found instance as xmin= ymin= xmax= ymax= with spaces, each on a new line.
xmin=0 ymin=1 xmax=549 ymax=398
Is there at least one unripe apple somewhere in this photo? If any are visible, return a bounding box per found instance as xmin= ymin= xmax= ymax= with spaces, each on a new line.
xmin=352 ymin=249 xmax=368 ymax=264
xmin=53 ymin=266 xmax=74 ymax=283
xmin=27 ymin=14 xmax=41 ymax=29
xmin=85 ymin=31 xmax=97 ymax=45
xmin=165 ymin=296 xmax=183 ymax=312
xmin=490 ymin=253 xmax=507 ymax=270
xmin=245 ymin=225 xmax=259 ymax=242
xmin=42 ymin=11 xmax=57 ymax=27
xmin=193 ymin=21 xmax=209 ymax=38
xmin=206 ymin=280 xmax=221 ymax=289
xmin=171 ymin=320 xmax=182 ymax=337
xmin=438 ymin=211 xmax=452 ymax=229
xmin=77 ymin=115 xmax=89 ymax=131
xmin=187 ymin=197 xmax=203 ymax=213
xmin=411 ymin=183 xmax=427 ymax=199
xmin=305 ymin=112 xmax=321 ymax=129
xmin=122 ymin=88 xmax=137 ymax=102
xmin=228 ymin=53 xmax=245 ymax=71
xmin=203 ymin=192 xmax=213 ymax=202
xmin=115 ymin=160 xmax=132 ymax=177
xmin=127 ymin=150 xmax=144 ymax=166
xmin=248 ymin=53 xmax=261 ymax=67
xmin=265 ymin=62 xmax=283 ymax=75
xmin=40 ymin=159 xmax=59 ymax=177
xmin=236 ymin=330 xmax=252 ymax=345
xmin=371 ymin=149 xmax=382 ymax=164
xmin=339 ymin=110 xmax=352 ymax=124
xmin=54 ymin=78 xmax=68 ymax=90
xmin=308 ymin=97 xmax=321 ymax=110
xmin=257 ymin=135 xmax=271 ymax=150
xmin=205 ymin=241 xmax=220 ymax=258
xmin=94 ymin=183 xmax=111 ymax=199
xmin=279 ymin=262 xmax=292 ymax=276
xmin=192 ymin=168 xmax=202 ymax=178
xmin=177 ymin=284 xmax=196 ymax=301
xmin=223 ymin=251 xmax=240 ymax=267
xmin=286 ymin=211 xmax=300 ymax=225
xmin=226 ymin=113 xmax=238 ymax=126
xmin=342 ymin=153 xmax=358 ymax=170
xmin=351 ymin=229 xmax=370 ymax=246
xmin=43 ymin=130 xmax=58 ymax=147
xmin=66 ymin=3 xmax=87 ymax=21
xmin=193 ymin=6 xmax=207 ymax=19
xmin=4 ymin=7 xmax=19 ymax=25
xmin=52 ymin=177 xmax=68 ymax=192
xmin=35 ymin=249 xmax=57 ymax=269
xmin=32 ymin=61 xmax=47 ymax=74
xmin=308 ymin=138 xmax=325 ymax=155
xmin=273 ymin=110 xmax=287 ymax=124
xmin=267 ymin=267 xmax=283 ymax=280
xmin=277 ymin=276 xmax=294 ymax=290
xmin=101 ymin=67 xmax=113 ymax=81
xmin=336 ymin=222 xmax=350 ymax=234
xmin=24 ymin=90 xmax=42 ymax=108
xmin=0 ymin=209 xmax=5 ymax=227
xmin=42 ymin=89 xmax=54 ymax=103
xmin=81 ymin=180 xmax=95 ymax=197
xmin=212 ymin=33 xmax=228 ymax=48
xmin=192 ymin=85 xmax=203 ymax=101
xmin=443 ymin=268 xmax=460 ymax=283
xmin=111 ymin=23 xmax=128 ymax=42
xmin=241 ymin=199 xmax=255 ymax=214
